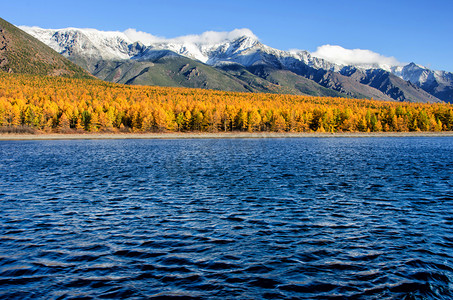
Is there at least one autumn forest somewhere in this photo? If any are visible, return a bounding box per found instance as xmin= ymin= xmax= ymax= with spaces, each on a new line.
xmin=1 ymin=73 xmax=453 ymax=134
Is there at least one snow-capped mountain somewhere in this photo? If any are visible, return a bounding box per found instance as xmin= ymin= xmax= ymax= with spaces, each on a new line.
xmin=20 ymin=26 xmax=452 ymax=103
xmin=21 ymin=26 xmax=341 ymax=70
xmin=23 ymin=26 xmax=137 ymax=60
xmin=394 ymin=63 xmax=452 ymax=87
xmin=393 ymin=63 xmax=453 ymax=102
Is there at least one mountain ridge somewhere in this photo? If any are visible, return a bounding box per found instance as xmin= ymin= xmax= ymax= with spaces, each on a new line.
xmin=20 ymin=25 xmax=452 ymax=103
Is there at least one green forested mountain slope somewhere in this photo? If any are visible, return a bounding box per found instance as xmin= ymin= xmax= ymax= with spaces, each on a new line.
xmin=0 ymin=18 xmax=91 ymax=78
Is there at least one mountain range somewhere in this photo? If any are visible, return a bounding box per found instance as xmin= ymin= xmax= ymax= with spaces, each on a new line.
xmin=9 ymin=23 xmax=453 ymax=103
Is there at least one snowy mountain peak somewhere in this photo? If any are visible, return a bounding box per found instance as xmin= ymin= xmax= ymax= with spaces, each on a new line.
xmin=405 ymin=62 xmax=427 ymax=70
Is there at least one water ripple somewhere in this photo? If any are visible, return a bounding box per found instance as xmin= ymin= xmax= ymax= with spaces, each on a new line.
xmin=0 ymin=137 xmax=452 ymax=299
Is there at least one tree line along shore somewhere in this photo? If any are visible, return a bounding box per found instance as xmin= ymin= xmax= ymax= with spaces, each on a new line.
xmin=1 ymin=72 xmax=453 ymax=134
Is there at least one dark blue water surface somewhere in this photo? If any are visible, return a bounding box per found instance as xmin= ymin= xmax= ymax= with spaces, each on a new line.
xmin=1 ymin=137 xmax=452 ymax=299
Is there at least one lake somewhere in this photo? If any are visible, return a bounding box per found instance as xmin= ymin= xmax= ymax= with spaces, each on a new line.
xmin=0 ymin=137 xmax=452 ymax=299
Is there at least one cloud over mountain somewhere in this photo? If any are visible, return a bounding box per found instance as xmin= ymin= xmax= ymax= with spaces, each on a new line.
xmin=123 ymin=29 xmax=164 ymax=45
xmin=311 ymin=44 xmax=403 ymax=67
xmin=124 ymin=28 xmax=257 ymax=46
xmin=170 ymin=28 xmax=257 ymax=45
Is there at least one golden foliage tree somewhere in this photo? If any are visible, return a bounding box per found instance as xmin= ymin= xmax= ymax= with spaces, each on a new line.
xmin=0 ymin=72 xmax=452 ymax=133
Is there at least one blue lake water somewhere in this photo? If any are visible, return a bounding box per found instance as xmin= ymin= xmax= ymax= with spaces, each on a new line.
xmin=0 ymin=137 xmax=452 ymax=299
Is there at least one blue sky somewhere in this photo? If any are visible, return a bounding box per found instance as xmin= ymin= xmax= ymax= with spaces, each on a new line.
xmin=3 ymin=0 xmax=453 ymax=71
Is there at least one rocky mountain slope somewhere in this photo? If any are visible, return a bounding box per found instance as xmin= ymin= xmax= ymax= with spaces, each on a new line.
xmin=393 ymin=63 xmax=453 ymax=103
xmin=0 ymin=18 xmax=90 ymax=78
xmin=21 ymin=25 xmax=451 ymax=103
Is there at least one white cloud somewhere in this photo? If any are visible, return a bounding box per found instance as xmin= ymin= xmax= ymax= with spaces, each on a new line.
xmin=123 ymin=28 xmax=257 ymax=46
xmin=311 ymin=44 xmax=403 ymax=67
xmin=123 ymin=29 xmax=164 ymax=45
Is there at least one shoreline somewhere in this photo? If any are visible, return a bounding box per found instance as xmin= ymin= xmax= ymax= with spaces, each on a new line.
xmin=1 ymin=131 xmax=453 ymax=140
